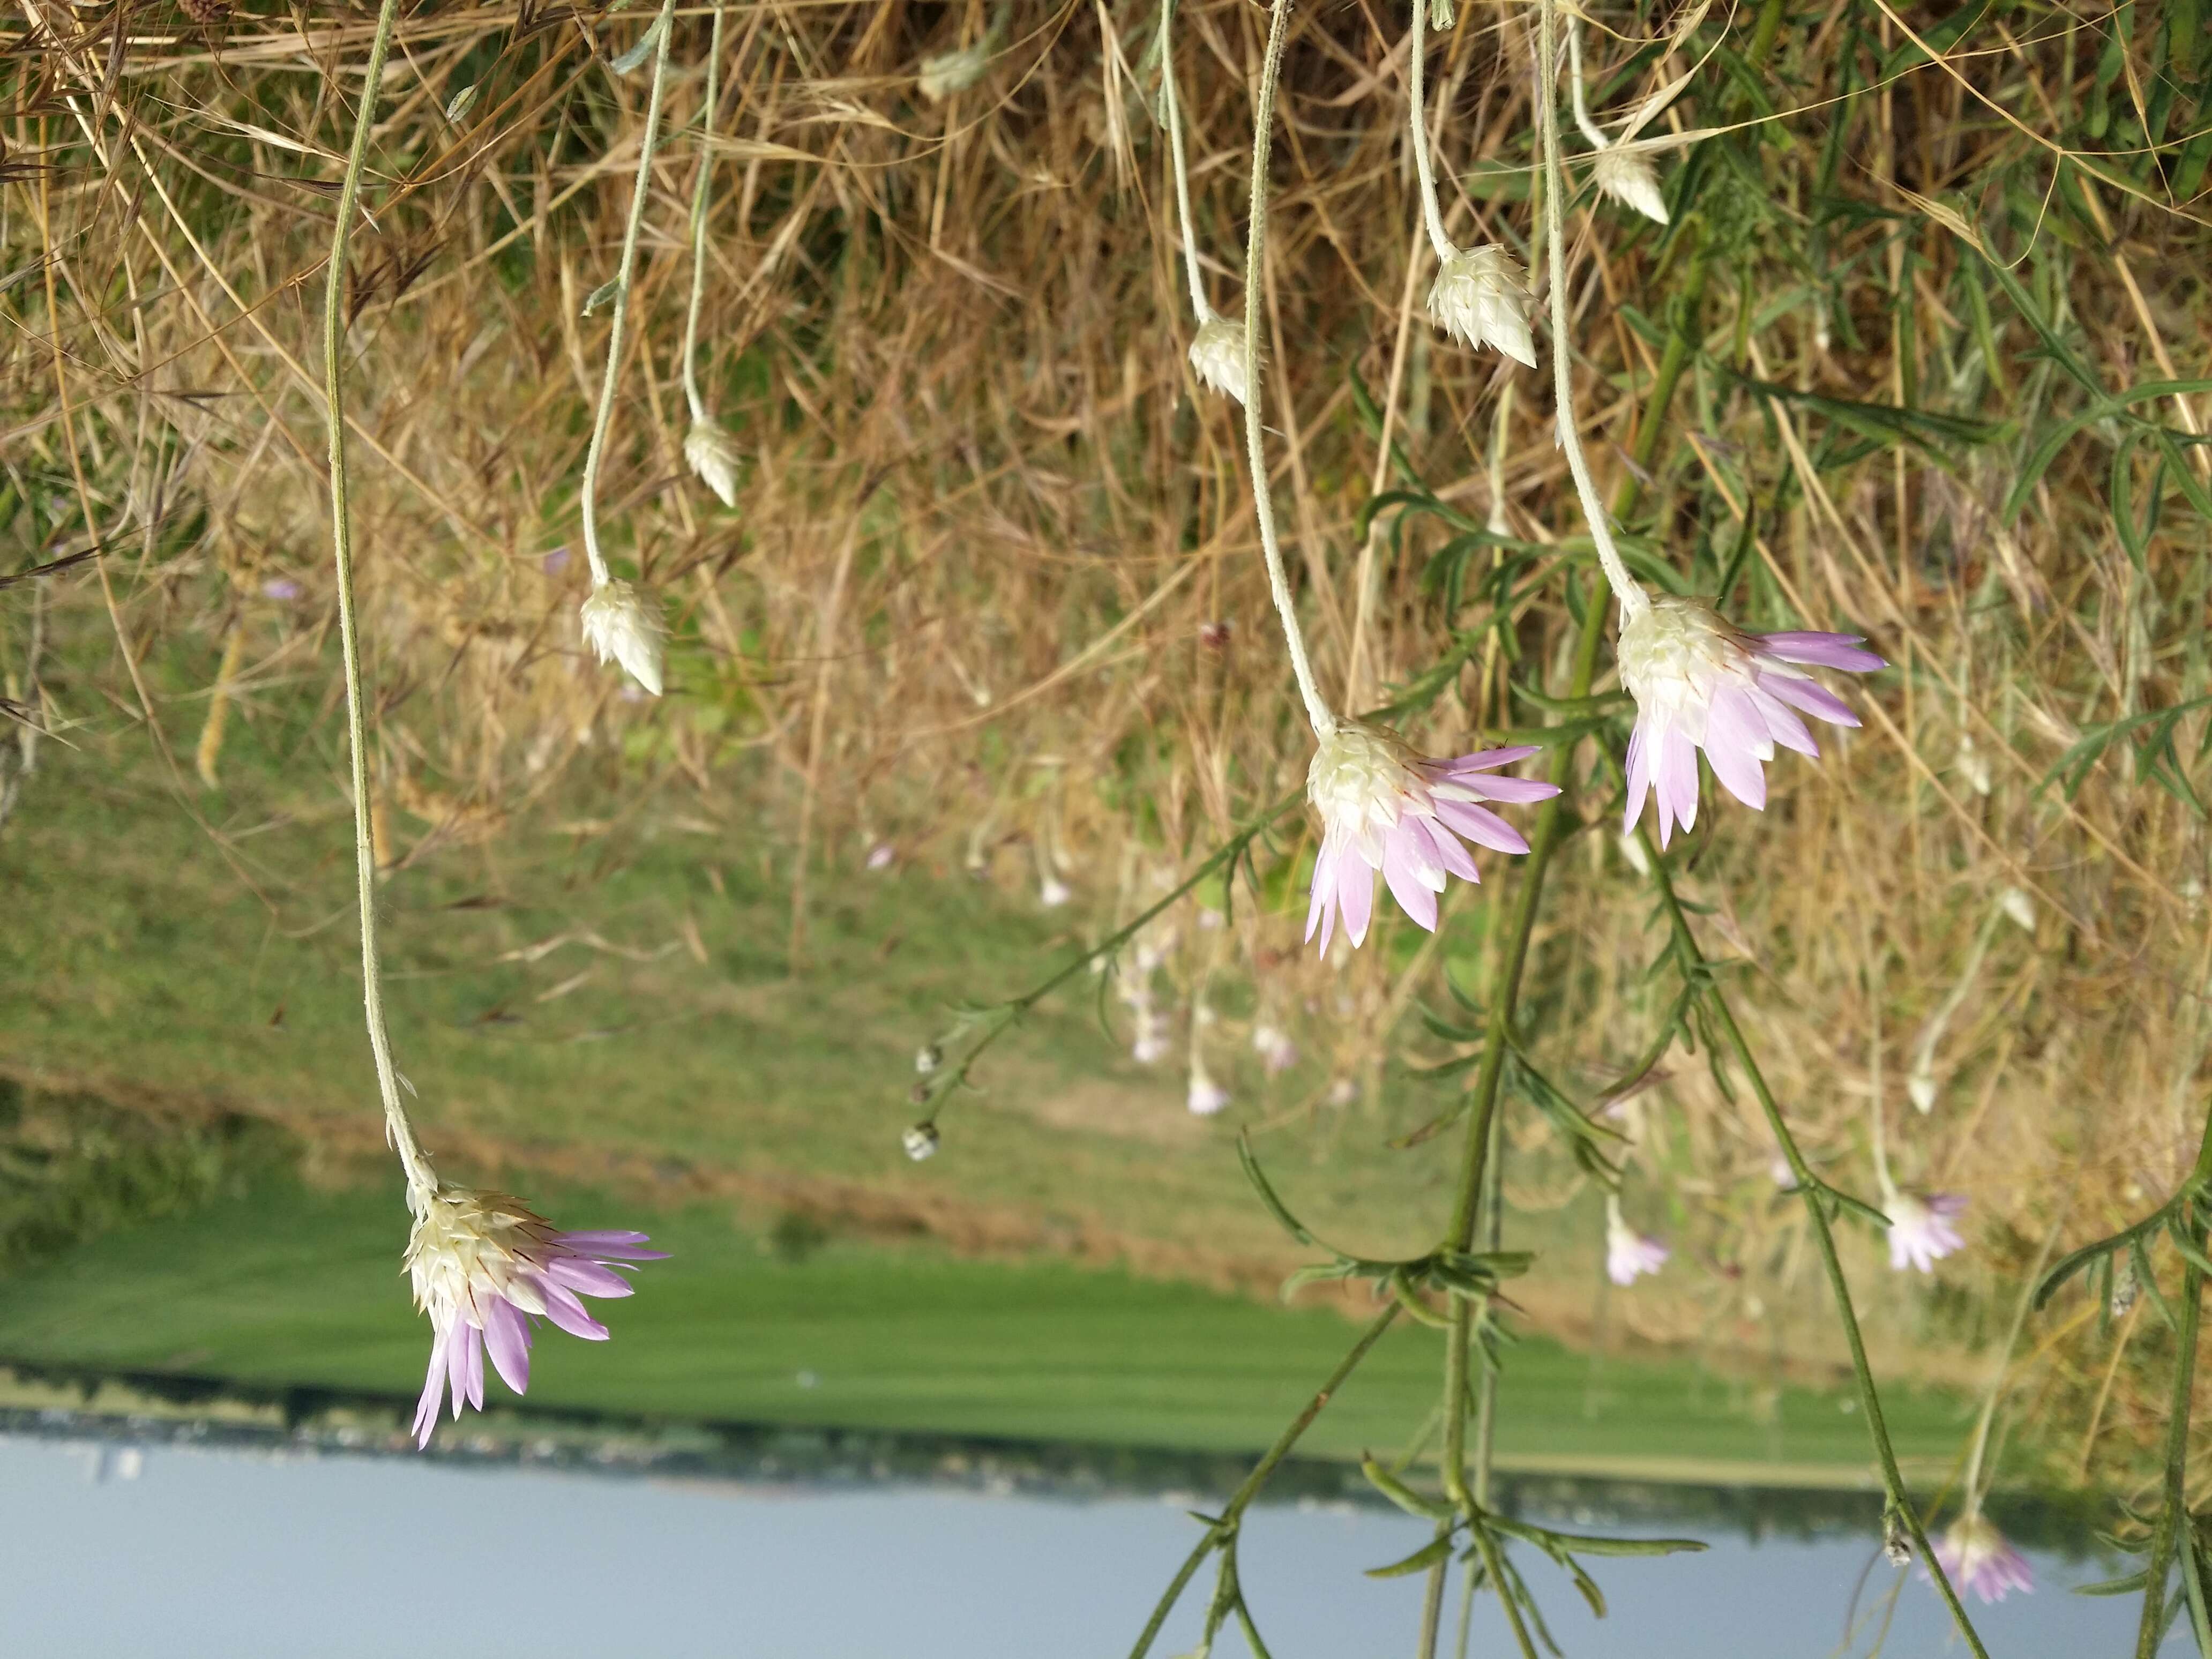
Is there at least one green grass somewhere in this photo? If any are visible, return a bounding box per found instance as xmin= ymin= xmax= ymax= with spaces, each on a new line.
xmin=0 ymin=1172 xmax=1968 ymax=1470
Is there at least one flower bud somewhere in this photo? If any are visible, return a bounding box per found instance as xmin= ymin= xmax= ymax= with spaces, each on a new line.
xmin=683 ymin=419 xmax=743 ymax=509
xmin=1187 ymin=316 xmax=1250 ymax=403
xmin=914 ymin=1044 xmax=943 ymax=1075
xmin=918 ymin=42 xmax=990 ymax=102
xmin=579 ymin=578 xmax=666 ymax=697
xmin=1592 ymin=146 xmax=1669 ymax=225
xmin=902 ymin=1123 xmax=940 ymax=1161
xmin=1426 ymin=245 xmax=1535 ymax=367
xmin=1999 ymin=887 xmax=2035 ymax=932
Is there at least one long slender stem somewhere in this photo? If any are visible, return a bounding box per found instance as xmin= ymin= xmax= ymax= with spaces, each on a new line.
xmin=580 ymin=0 xmax=682 ymax=586
xmin=681 ymin=3 xmax=728 ymax=425
xmin=1127 ymin=1306 xmax=1401 ymax=1659
xmin=1534 ymin=0 xmax=1649 ymax=624
xmin=1407 ymin=0 xmax=1453 ymax=261
xmin=1468 ymin=1523 xmax=1541 ymax=1659
xmin=1242 ymin=0 xmax=1336 ymax=738
xmin=321 ymin=0 xmax=436 ymax=1208
xmin=2136 ymin=1114 xmax=2212 ymax=1658
xmin=1641 ymin=858 xmax=1991 ymax=1658
xmin=1159 ymin=0 xmax=1214 ymax=323
xmin=1564 ymin=13 xmax=1611 ymax=150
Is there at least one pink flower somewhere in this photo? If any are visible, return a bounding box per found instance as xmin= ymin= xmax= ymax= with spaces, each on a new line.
xmin=405 ymin=1187 xmax=666 ymax=1447
xmin=1605 ymin=1204 xmax=1670 ymax=1286
xmin=1618 ymin=596 xmax=1884 ymax=848
xmin=1304 ymin=724 xmax=1559 ymax=953
xmin=1933 ymin=1513 xmax=2034 ymax=1603
xmin=1887 ymin=1190 xmax=1967 ymax=1273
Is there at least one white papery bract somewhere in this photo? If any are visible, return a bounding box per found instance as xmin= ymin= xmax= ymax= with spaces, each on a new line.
xmin=1618 ymin=595 xmax=1885 ymax=848
xmin=406 ymin=1186 xmax=664 ymax=1447
xmin=1187 ymin=315 xmax=1250 ymax=403
xmin=683 ymin=419 xmax=743 ymax=508
xmin=1592 ymin=145 xmax=1669 ymax=223
xmin=580 ymin=578 xmax=667 ymax=697
xmin=1426 ymin=244 xmax=1535 ymax=367
xmin=1304 ymin=723 xmax=1558 ymax=953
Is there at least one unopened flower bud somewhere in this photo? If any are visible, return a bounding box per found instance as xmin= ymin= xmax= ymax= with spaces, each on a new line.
xmin=1592 ymin=146 xmax=1669 ymax=225
xmin=1039 ymin=876 xmax=1072 ymax=909
xmin=1187 ymin=1065 xmax=1230 ymax=1117
xmin=1187 ymin=316 xmax=1250 ymax=403
xmin=579 ymin=578 xmax=666 ymax=697
xmin=1426 ymin=244 xmax=1535 ymax=367
xmin=902 ymin=1123 xmax=940 ymax=1160
xmin=915 ymin=1044 xmax=942 ymax=1075
xmin=2000 ymin=887 xmax=2035 ymax=932
xmin=2111 ymin=1253 xmax=2139 ymax=1318
xmin=1882 ymin=1506 xmax=1911 ymax=1566
xmin=683 ymin=419 xmax=743 ymax=509
xmin=1907 ymin=1068 xmax=1938 ymax=1115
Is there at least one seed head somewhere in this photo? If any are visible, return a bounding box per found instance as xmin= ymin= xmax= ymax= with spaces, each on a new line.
xmin=1187 ymin=315 xmax=1250 ymax=403
xmin=1426 ymin=245 xmax=1535 ymax=367
xmin=1592 ymin=146 xmax=1669 ymax=225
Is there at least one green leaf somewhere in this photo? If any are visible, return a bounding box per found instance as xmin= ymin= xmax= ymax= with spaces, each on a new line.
xmin=2075 ymin=1571 xmax=2151 ymax=1597
xmin=1366 ymin=1535 xmax=1457 ymax=1579
xmin=1237 ymin=1133 xmax=1316 ymax=1246
xmin=1735 ymin=374 xmax=2003 ymax=455
xmin=1361 ymin=1457 xmax=1459 ymax=1522
xmin=609 ymin=12 xmax=669 ymax=74
xmin=582 ymin=276 xmax=623 ymax=317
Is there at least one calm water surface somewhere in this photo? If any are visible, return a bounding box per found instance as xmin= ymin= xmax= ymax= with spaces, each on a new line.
xmin=0 ymin=1434 xmax=2164 ymax=1656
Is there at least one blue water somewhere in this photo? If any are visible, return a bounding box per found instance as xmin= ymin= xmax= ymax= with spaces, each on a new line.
xmin=0 ymin=1435 xmax=2164 ymax=1656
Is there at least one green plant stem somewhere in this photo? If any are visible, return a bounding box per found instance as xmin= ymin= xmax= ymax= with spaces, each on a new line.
xmin=1468 ymin=1523 xmax=1542 ymax=1659
xmin=580 ymin=0 xmax=681 ymax=587
xmin=2136 ymin=1120 xmax=2212 ymax=1657
xmin=1126 ymin=1305 xmax=1400 ymax=1659
xmin=681 ymin=2 xmax=727 ymax=425
xmin=1640 ymin=854 xmax=1991 ymax=1659
xmin=320 ymin=0 xmax=436 ymax=1210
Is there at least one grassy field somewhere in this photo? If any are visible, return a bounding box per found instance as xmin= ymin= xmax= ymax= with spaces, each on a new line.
xmin=0 ymin=1169 xmax=1967 ymax=1472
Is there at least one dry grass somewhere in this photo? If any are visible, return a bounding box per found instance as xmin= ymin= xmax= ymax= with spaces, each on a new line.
xmin=4 ymin=0 xmax=2210 ymax=1499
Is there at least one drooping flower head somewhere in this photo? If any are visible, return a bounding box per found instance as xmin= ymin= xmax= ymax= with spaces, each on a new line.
xmin=1426 ymin=244 xmax=1535 ymax=367
xmin=1304 ymin=723 xmax=1558 ymax=953
xmin=579 ymin=578 xmax=667 ymax=697
xmin=1933 ymin=1512 xmax=2034 ymax=1604
xmin=1886 ymin=1190 xmax=1967 ymax=1273
xmin=1591 ymin=146 xmax=1669 ymax=224
xmin=1618 ymin=595 xmax=1884 ymax=848
xmin=1251 ymin=1022 xmax=1299 ymax=1077
xmin=1187 ymin=315 xmax=1250 ymax=404
xmin=917 ymin=41 xmax=992 ymax=102
xmin=1187 ymin=1064 xmax=1230 ymax=1117
xmin=1605 ymin=1204 xmax=1670 ymax=1287
xmin=1606 ymin=1228 xmax=1670 ymax=1286
xmin=1038 ymin=875 xmax=1072 ymax=909
xmin=405 ymin=1186 xmax=666 ymax=1448
xmin=683 ymin=419 xmax=743 ymax=509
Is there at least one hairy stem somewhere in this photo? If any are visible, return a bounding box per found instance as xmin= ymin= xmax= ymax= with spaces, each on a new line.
xmin=1159 ymin=0 xmax=1214 ymax=323
xmin=320 ymin=0 xmax=437 ymax=1207
xmin=1407 ymin=0 xmax=1453 ymax=261
xmin=581 ymin=0 xmax=682 ymax=586
xmin=1535 ymin=0 xmax=1649 ymax=623
xmin=1242 ymin=0 xmax=1336 ymax=737
xmin=2136 ymin=1107 xmax=2212 ymax=1657
xmin=1127 ymin=1306 xmax=1401 ymax=1658
xmin=682 ymin=3 xmax=728 ymax=425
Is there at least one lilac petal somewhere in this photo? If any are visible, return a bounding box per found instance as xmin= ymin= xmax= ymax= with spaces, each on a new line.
xmin=538 ymin=1279 xmax=612 ymax=1340
xmin=1745 ymin=683 xmax=1819 ymax=757
xmin=1758 ymin=669 xmax=1860 ymax=728
xmin=446 ymin=1318 xmax=472 ymax=1420
xmin=1412 ymin=816 xmax=1479 ymax=882
xmin=556 ymin=1230 xmax=662 ymax=1257
xmin=1754 ymin=631 xmax=1886 ymax=673
xmin=1657 ymin=726 xmax=1700 ymax=847
xmin=483 ymin=1297 xmax=533 ymax=1395
xmin=1702 ymin=690 xmax=1770 ymax=810
xmin=414 ymin=1329 xmax=450 ymax=1447
xmin=1623 ymin=721 xmax=1653 ymax=833
xmin=1435 ymin=744 xmax=1542 ymax=774
xmin=1305 ymin=840 xmax=1336 ymax=944
xmin=1454 ymin=773 xmax=1561 ymax=805
xmin=545 ymin=1257 xmax=636 ymax=1299
xmin=1381 ymin=832 xmax=1440 ymax=931
xmin=1337 ymin=854 xmax=1376 ymax=947
xmin=1433 ymin=796 xmax=1530 ymax=856
xmin=464 ymin=1322 xmax=486 ymax=1411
